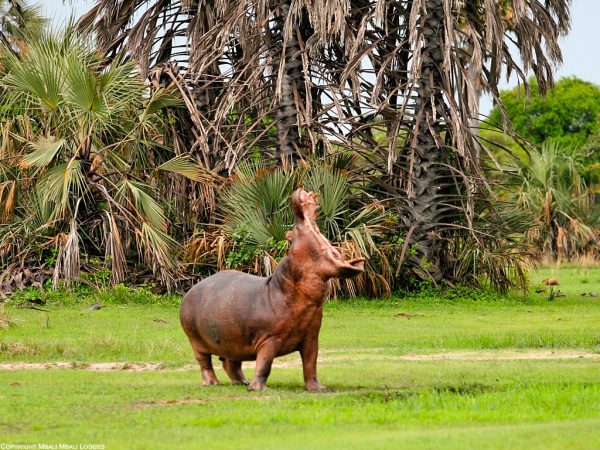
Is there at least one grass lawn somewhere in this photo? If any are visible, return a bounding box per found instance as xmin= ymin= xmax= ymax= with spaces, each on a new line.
xmin=1 ymin=264 xmax=599 ymax=449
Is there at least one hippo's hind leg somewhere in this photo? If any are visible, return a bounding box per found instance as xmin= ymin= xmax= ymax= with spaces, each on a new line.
xmin=196 ymin=352 xmax=219 ymax=386
xmin=222 ymin=359 xmax=249 ymax=386
xmin=248 ymin=342 xmax=276 ymax=391
xmin=189 ymin=341 xmax=219 ymax=386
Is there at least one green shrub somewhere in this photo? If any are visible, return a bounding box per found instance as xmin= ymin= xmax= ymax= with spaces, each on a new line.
xmin=220 ymin=160 xmax=389 ymax=296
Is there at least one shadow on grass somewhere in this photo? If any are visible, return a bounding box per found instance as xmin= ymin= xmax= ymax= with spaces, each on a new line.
xmin=132 ymin=381 xmax=503 ymax=409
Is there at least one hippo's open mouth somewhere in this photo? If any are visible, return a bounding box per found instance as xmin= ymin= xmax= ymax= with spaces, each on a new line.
xmin=291 ymin=189 xmax=365 ymax=269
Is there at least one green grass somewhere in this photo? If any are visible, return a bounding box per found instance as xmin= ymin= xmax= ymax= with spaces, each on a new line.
xmin=532 ymin=263 xmax=600 ymax=294
xmin=2 ymin=361 xmax=599 ymax=449
xmin=2 ymin=292 xmax=598 ymax=363
xmin=1 ymin=265 xmax=600 ymax=449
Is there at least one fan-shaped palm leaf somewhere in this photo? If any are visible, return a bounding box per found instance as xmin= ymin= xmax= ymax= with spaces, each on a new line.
xmin=158 ymin=155 xmax=215 ymax=183
xmin=21 ymin=136 xmax=64 ymax=168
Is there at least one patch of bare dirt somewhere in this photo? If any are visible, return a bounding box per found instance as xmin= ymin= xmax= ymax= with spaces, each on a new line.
xmin=394 ymin=312 xmax=425 ymax=319
xmin=0 ymin=362 xmax=163 ymax=371
xmin=272 ymin=350 xmax=600 ymax=367
xmin=0 ymin=350 xmax=597 ymax=371
xmin=132 ymin=397 xmax=211 ymax=409
xmin=393 ymin=350 xmax=600 ymax=361
xmin=85 ymin=362 xmax=164 ymax=371
xmin=130 ymin=394 xmax=278 ymax=409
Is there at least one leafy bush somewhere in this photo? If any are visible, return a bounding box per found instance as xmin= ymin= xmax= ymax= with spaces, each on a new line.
xmin=217 ymin=160 xmax=390 ymax=296
xmin=513 ymin=143 xmax=597 ymax=259
xmin=392 ymin=284 xmax=522 ymax=304
xmin=488 ymin=77 xmax=600 ymax=151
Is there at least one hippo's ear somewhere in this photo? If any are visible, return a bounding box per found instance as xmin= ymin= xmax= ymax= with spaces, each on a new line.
xmin=334 ymin=258 xmax=365 ymax=279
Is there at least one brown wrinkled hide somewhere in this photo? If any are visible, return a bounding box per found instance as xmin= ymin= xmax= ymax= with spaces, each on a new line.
xmin=180 ymin=189 xmax=364 ymax=390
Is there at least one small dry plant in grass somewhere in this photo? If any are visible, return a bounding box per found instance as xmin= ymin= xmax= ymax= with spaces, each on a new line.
xmin=0 ymin=304 xmax=13 ymax=329
xmin=0 ymin=341 xmax=38 ymax=356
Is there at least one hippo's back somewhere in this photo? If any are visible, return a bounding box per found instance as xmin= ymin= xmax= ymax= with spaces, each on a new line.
xmin=180 ymin=270 xmax=269 ymax=350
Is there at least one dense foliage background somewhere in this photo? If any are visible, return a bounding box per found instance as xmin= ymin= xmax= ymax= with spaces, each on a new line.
xmin=0 ymin=0 xmax=597 ymax=298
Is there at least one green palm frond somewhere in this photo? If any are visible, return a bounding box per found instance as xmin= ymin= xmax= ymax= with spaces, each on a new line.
xmin=122 ymin=180 xmax=166 ymax=232
xmin=22 ymin=136 xmax=64 ymax=168
xmin=158 ymin=155 xmax=214 ymax=182
xmin=222 ymin=163 xmax=295 ymax=239
xmin=137 ymin=221 xmax=180 ymax=283
xmin=305 ymin=165 xmax=348 ymax=240
xmin=37 ymin=159 xmax=85 ymax=217
xmin=97 ymin=61 xmax=143 ymax=114
xmin=143 ymin=86 xmax=183 ymax=117
xmin=237 ymin=207 xmax=287 ymax=247
xmin=222 ymin=161 xmax=296 ymax=241
xmin=64 ymin=53 xmax=103 ymax=117
xmin=2 ymin=59 xmax=60 ymax=111
xmin=344 ymin=226 xmax=375 ymax=258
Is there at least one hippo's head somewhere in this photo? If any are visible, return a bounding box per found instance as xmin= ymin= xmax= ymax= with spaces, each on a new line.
xmin=285 ymin=189 xmax=364 ymax=280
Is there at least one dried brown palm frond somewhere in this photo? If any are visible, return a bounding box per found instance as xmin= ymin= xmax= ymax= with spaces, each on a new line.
xmin=333 ymin=239 xmax=392 ymax=298
xmin=0 ymin=180 xmax=16 ymax=221
xmin=103 ymin=211 xmax=127 ymax=285
xmin=52 ymin=218 xmax=81 ymax=289
xmin=183 ymin=228 xmax=231 ymax=272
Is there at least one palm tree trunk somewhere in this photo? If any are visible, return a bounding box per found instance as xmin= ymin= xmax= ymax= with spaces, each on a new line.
xmin=401 ymin=0 xmax=452 ymax=283
xmin=273 ymin=1 xmax=305 ymax=168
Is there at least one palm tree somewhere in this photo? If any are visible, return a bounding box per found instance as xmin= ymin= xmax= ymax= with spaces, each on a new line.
xmin=382 ymin=0 xmax=571 ymax=282
xmin=515 ymin=143 xmax=596 ymax=259
xmin=0 ymin=29 xmax=208 ymax=291
xmin=0 ymin=0 xmax=44 ymax=53
xmin=79 ymin=0 xmax=572 ymax=286
xmin=78 ymin=1 xmax=356 ymax=171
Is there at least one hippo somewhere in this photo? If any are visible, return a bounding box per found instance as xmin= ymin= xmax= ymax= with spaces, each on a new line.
xmin=180 ymin=189 xmax=364 ymax=390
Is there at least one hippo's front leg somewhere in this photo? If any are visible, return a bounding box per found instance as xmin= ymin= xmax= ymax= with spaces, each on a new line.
xmin=248 ymin=342 xmax=276 ymax=391
xmin=300 ymin=336 xmax=326 ymax=391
